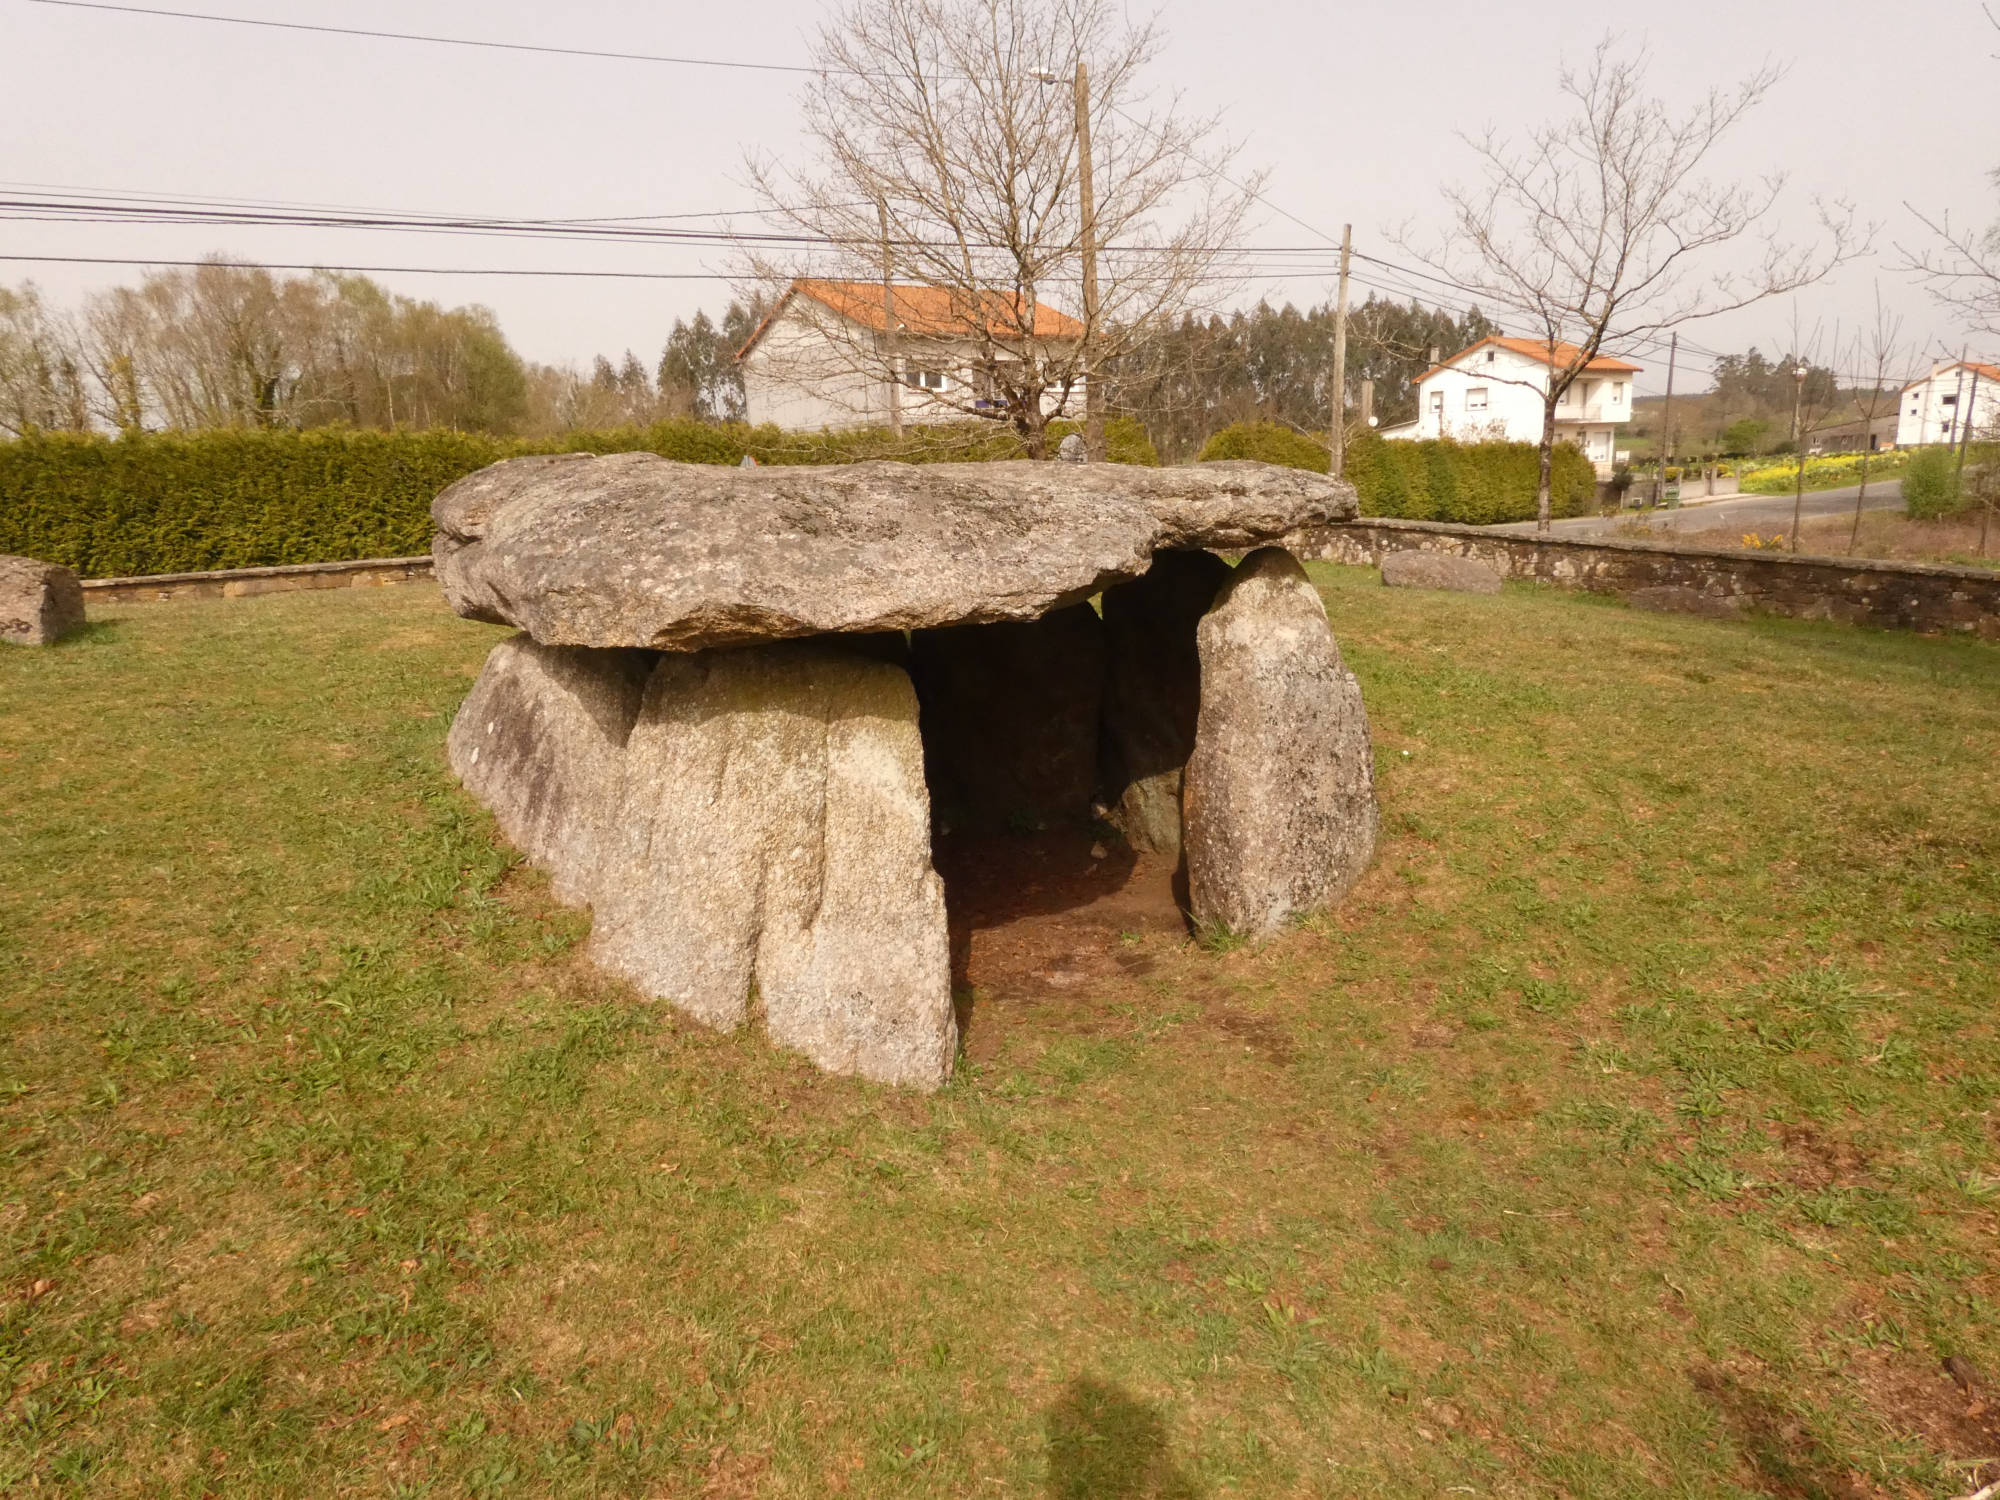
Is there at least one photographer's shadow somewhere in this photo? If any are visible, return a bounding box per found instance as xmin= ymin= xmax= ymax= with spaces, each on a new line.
xmin=1045 ymin=1377 xmax=1201 ymax=1499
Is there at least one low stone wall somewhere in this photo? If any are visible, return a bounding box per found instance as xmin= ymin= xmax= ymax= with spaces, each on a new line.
xmin=83 ymin=556 xmax=434 ymax=605
xmin=1296 ymin=518 xmax=2000 ymax=640
xmin=71 ymin=526 xmax=2000 ymax=643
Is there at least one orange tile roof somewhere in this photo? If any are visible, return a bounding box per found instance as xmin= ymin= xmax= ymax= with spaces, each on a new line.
xmin=1901 ymin=360 xmax=2000 ymax=391
xmin=737 ymin=278 xmax=1084 ymax=360
xmin=1411 ymin=336 xmax=1642 ymax=385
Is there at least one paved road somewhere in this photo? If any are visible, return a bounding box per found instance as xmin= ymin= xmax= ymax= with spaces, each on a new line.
xmin=1490 ymin=479 xmax=1906 ymax=539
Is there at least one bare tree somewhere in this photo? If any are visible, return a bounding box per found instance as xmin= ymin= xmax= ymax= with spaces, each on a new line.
xmin=739 ymin=0 xmax=1259 ymax=458
xmin=1901 ymin=9 xmax=2000 ymax=340
xmin=1903 ymin=183 xmax=2000 ymax=342
xmin=1839 ymin=292 xmax=1913 ymax=555
xmin=1401 ymin=40 xmax=1861 ymax=530
xmin=0 ymin=284 xmax=91 ymax=437
xmin=1773 ymin=313 xmax=1848 ymax=553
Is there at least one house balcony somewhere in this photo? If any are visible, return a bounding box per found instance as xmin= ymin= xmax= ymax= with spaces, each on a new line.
xmin=1557 ymin=402 xmax=1623 ymax=424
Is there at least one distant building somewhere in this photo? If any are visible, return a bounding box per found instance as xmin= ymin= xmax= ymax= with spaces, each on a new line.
xmin=1816 ymin=411 xmax=1899 ymax=454
xmin=736 ymin=278 xmax=1084 ymax=432
xmin=1388 ymin=336 xmax=1642 ymax=475
xmin=1896 ymin=361 xmax=2000 ymax=448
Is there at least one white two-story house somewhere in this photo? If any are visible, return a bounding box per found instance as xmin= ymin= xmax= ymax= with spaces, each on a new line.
xmin=737 ymin=278 xmax=1085 ymax=431
xmin=1387 ymin=336 xmax=1642 ymax=475
xmin=1896 ymin=360 xmax=1999 ymax=448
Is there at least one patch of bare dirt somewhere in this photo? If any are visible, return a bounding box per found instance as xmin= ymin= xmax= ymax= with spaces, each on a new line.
xmin=933 ymin=827 xmax=1189 ymax=1061
xmin=934 ymin=827 xmax=1185 ymax=997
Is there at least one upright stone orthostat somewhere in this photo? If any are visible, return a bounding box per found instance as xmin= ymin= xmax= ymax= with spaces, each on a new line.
xmin=1183 ymin=548 xmax=1379 ymax=938
xmin=1 ymin=555 xmax=86 ymax=647
xmin=434 ymin=457 xmax=1371 ymax=1088
xmin=589 ymin=643 xmax=954 ymax=1090
xmin=447 ymin=636 xmax=656 ymax=906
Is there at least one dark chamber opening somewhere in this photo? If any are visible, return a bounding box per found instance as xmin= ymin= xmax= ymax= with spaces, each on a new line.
xmin=903 ymin=558 xmax=1224 ymax=1041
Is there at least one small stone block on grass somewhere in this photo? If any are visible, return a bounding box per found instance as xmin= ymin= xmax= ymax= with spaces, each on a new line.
xmin=1380 ymin=550 xmax=1504 ymax=594
xmin=0 ymin=555 xmax=86 ymax=646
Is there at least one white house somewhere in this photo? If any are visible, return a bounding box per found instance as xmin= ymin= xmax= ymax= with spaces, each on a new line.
xmin=1386 ymin=336 xmax=1642 ymax=475
xmin=1896 ymin=360 xmax=2000 ymax=448
xmin=737 ymin=278 xmax=1085 ymax=431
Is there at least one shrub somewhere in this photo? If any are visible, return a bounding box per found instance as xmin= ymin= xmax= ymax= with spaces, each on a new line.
xmin=1723 ymin=418 xmax=1771 ymax=455
xmin=1737 ymin=450 xmax=1913 ymax=497
xmin=1902 ymin=445 xmax=1965 ymax=520
xmin=0 ymin=415 xmax=1160 ymax=578
xmin=1194 ymin=420 xmax=1330 ymax=473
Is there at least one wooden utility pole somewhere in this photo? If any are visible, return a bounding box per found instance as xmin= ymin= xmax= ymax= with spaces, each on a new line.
xmin=1657 ymin=331 xmax=1678 ymax=504
xmin=1329 ymin=223 xmax=1353 ymax=478
xmin=879 ymin=199 xmax=902 ymax=439
xmin=1074 ymin=60 xmax=1102 ymax=461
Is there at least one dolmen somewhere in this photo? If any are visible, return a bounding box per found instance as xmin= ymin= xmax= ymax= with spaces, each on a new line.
xmin=434 ymin=454 xmax=1378 ymax=1089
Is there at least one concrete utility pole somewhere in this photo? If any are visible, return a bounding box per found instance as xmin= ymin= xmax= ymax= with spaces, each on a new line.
xmin=1328 ymin=223 xmax=1352 ymax=478
xmin=1955 ymin=360 xmax=1981 ymax=534
xmin=879 ymin=199 xmax=903 ymax=440
xmin=1790 ymin=362 xmax=1809 ymax=552
xmin=1074 ymin=60 xmax=1103 ymax=461
xmin=1657 ymin=331 xmax=1678 ymax=503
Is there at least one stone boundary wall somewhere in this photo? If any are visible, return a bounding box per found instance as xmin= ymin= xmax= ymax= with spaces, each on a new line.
xmin=83 ymin=556 xmax=435 ymax=605
xmin=1295 ymin=518 xmax=2000 ymax=640
xmin=72 ymin=526 xmax=2000 ymax=642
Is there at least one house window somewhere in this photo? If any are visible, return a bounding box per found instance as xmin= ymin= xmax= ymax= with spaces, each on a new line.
xmin=1613 ymin=382 xmax=1626 ymax=404
xmin=1466 ymin=387 xmax=1489 ymax=412
xmin=1428 ymin=391 xmax=1444 ymax=417
xmin=1486 ymin=350 xmax=1496 ymax=363
xmin=905 ymin=369 xmax=947 ymax=392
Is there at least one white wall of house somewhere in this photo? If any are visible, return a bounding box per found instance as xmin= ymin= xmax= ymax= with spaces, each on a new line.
xmin=1896 ymin=364 xmax=2000 ymax=448
xmin=740 ymin=299 xmax=1082 ymax=432
xmin=1391 ymin=342 xmax=1636 ymax=472
xmin=740 ymin=307 xmax=891 ymax=431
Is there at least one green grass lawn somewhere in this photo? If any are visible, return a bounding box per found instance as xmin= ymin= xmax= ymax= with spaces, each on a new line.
xmin=3 ymin=570 xmax=1998 ymax=1498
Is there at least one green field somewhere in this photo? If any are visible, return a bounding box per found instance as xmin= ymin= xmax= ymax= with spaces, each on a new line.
xmin=3 ymin=571 xmax=1997 ymax=1497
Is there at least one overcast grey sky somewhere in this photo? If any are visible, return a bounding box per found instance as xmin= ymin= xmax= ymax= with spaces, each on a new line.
xmin=4 ymin=0 xmax=1995 ymax=394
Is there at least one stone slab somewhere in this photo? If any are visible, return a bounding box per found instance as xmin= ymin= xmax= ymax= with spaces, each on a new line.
xmin=433 ymin=454 xmax=1358 ymax=651
xmin=589 ymin=641 xmax=954 ymax=1090
xmin=0 ymin=555 xmax=85 ymax=646
xmin=1184 ymin=548 xmax=1379 ymax=939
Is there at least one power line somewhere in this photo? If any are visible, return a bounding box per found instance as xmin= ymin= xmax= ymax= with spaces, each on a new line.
xmin=0 ymin=252 xmax=1348 ymax=284
xmin=25 ymin=0 xmax=841 ymax=75
xmin=0 ymin=253 xmax=735 ymax=280
xmin=0 ymin=179 xmax=802 ymax=227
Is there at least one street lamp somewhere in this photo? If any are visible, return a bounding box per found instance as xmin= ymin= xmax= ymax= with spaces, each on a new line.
xmin=1032 ymin=63 xmax=1100 ymax=459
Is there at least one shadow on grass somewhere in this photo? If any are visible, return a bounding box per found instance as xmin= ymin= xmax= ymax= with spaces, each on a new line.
xmin=1045 ymin=1377 xmax=1200 ymax=1499
xmin=1691 ymin=1368 xmax=1869 ymax=1500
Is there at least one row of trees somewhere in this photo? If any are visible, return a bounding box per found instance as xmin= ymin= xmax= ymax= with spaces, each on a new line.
xmin=0 ymin=262 xmax=775 ymax=441
xmin=1104 ymin=297 xmax=1499 ymax=463
xmin=0 ymin=259 xmax=1502 ymax=459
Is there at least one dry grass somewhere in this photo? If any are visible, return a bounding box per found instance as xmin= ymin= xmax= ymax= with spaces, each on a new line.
xmin=1658 ymin=506 xmax=2000 ymax=569
xmin=2 ymin=573 xmax=1997 ymax=1497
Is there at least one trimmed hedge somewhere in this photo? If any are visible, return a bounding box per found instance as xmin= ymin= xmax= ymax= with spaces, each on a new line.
xmin=0 ymin=416 xmax=1158 ymax=578
xmin=1197 ymin=422 xmax=1597 ymax=525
